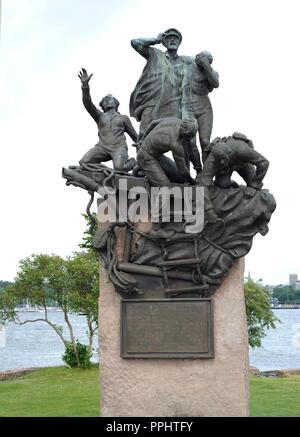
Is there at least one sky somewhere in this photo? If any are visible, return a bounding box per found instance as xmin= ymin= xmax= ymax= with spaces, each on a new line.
xmin=0 ymin=0 xmax=299 ymax=284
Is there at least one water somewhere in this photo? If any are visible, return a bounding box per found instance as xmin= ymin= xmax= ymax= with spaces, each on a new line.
xmin=249 ymin=309 xmax=300 ymax=371
xmin=0 ymin=311 xmax=98 ymax=371
xmin=1 ymin=309 xmax=300 ymax=372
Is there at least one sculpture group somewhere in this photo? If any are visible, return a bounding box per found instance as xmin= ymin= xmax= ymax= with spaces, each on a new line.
xmin=63 ymin=29 xmax=276 ymax=298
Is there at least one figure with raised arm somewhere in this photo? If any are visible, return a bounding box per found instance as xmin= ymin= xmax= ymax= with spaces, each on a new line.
xmin=130 ymin=29 xmax=187 ymax=139
xmin=130 ymin=29 xmax=219 ymax=171
xmin=78 ymin=68 xmax=137 ymax=171
xmin=182 ymin=51 xmax=219 ymax=163
xmin=130 ymin=29 xmax=204 ymax=176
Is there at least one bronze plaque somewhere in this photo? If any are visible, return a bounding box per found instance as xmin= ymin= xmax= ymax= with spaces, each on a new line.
xmin=121 ymin=298 xmax=214 ymax=358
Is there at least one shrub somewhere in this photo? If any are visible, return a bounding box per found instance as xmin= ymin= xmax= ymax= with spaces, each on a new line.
xmin=62 ymin=341 xmax=92 ymax=368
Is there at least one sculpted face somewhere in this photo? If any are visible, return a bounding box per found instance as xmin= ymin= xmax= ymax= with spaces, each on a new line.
xmin=212 ymin=143 xmax=232 ymax=166
xmin=219 ymin=156 xmax=230 ymax=166
xmin=100 ymin=94 xmax=119 ymax=111
xmin=180 ymin=120 xmax=197 ymax=138
xmin=196 ymin=51 xmax=213 ymax=64
xmin=163 ymin=34 xmax=181 ymax=51
xmin=215 ymin=150 xmax=230 ymax=167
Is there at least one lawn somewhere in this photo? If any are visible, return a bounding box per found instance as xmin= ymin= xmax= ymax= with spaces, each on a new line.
xmin=1 ymin=366 xmax=300 ymax=416
xmin=250 ymin=375 xmax=300 ymax=417
xmin=0 ymin=365 xmax=99 ymax=417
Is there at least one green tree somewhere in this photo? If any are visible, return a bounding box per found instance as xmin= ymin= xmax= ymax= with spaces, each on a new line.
xmin=79 ymin=213 xmax=98 ymax=254
xmin=272 ymin=286 xmax=300 ymax=304
xmin=0 ymin=280 xmax=13 ymax=292
xmin=0 ymin=252 xmax=98 ymax=368
xmin=244 ymin=278 xmax=279 ymax=348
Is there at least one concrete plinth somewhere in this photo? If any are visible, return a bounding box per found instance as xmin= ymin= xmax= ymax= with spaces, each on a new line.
xmin=99 ymin=258 xmax=249 ymax=417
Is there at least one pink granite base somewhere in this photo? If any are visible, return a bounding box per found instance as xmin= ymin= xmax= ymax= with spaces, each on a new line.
xmin=99 ymin=258 xmax=249 ymax=417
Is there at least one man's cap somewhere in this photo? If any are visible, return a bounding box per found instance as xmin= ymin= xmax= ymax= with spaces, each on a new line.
xmin=162 ymin=28 xmax=182 ymax=43
xmin=232 ymin=132 xmax=254 ymax=148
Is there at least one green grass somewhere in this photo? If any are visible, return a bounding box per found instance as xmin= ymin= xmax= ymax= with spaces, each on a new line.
xmin=0 ymin=365 xmax=99 ymax=417
xmin=250 ymin=375 xmax=300 ymax=416
xmin=1 ymin=366 xmax=300 ymax=416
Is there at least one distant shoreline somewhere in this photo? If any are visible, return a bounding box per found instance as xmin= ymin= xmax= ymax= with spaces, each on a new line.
xmin=1 ymin=365 xmax=300 ymax=381
xmin=272 ymin=306 xmax=300 ymax=309
xmin=0 ymin=364 xmax=99 ymax=380
xmin=250 ymin=366 xmax=300 ymax=377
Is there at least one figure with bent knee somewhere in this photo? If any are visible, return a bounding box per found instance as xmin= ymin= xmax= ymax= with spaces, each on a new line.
xmin=78 ymin=68 xmax=137 ymax=171
xmin=199 ymin=132 xmax=270 ymax=223
xmin=137 ymin=117 xmax=197 ymax=187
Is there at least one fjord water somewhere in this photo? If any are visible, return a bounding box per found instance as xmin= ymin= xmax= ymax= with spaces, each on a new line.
xmin=0 ymin=309 xmax=300 ymax=371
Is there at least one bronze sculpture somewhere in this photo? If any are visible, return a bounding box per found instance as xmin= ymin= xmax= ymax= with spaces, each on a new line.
xmin=130 ymin=29 xmax=218 ymax=168
xmin=183 ymin=51 xmax=219 ymax=163
xmin=78 ymin=68 xmax=137 ymax=172
xmin=130 ymin=29 xmax=185 ymax=138
xmin=62 ymin=31 xmax=276 ymax=300
xmin=137 ymin=117 xmax=197 ymax=186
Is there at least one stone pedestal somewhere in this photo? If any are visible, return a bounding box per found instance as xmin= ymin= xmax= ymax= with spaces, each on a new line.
xmin=99 ymin=258 xmax=249 ymax=417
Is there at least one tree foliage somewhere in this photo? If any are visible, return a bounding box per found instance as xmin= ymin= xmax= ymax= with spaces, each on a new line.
xmin=0 ymin=280 xmax=13 ymax=292
xmin=244 ymin=278 xmax=279 ymax=348
xmin=272 ymin=286 xmax=300 ymax=304
xmin=79 ymin=213 xmax=98 ymax=254
xmin=62 ymin=340 xmax=92 ymax=369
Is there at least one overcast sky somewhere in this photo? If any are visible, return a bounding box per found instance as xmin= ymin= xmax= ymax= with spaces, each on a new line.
xmin=0 ymin=0 xmax=299 ymax=284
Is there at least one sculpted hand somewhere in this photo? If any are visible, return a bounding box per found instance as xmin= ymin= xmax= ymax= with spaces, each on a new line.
xmin=206 ymin=210 xmax=219 ymax=224
xmin=250 ymin=182 xmax=263 ymax=190
xmin=156 ymin=33 xmax=163 ymax=44
xmin=195 ymin=54 xmax=209 ymax=68
xmin=243 ymin=186 xmax=257 ymax=198
xmin=78 ymin=68 xmax=93 ymax=85
xmin=132 ymin=141 xmax=142 ymax=149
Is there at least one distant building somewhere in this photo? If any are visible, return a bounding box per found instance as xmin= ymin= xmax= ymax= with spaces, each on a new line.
xmin=294 ymin=281 xmax=300 ymax=291
xmin=289 ymin=274 xmax=298 ymax=287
